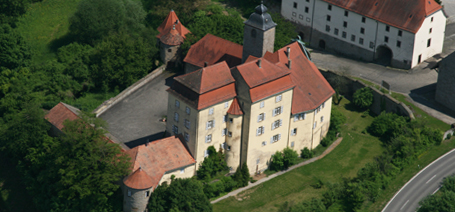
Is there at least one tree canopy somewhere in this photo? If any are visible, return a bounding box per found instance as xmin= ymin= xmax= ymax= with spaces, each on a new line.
xmin=419 ymin=175 xmax=455 ymax=212
xmin=0 ymin=24 xmax=31 ymax=71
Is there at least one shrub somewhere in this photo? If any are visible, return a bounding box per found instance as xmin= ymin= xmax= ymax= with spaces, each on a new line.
xmin=447 ymin=133 xmax=452 ymax=140
xmin=329 ymin=106 xmax=346 ymax=134
xmin=270 ymin=147 xmax=299 ymax=171
xmin=232 ymin=162 xmax=249 ymax=187
xmin=353 ymin=87 xmax=373 ymax=110
xmin=197 ymin=146 xmax=228 ymax=181
xmin=300 ymin=147 xmax=314 ymax=159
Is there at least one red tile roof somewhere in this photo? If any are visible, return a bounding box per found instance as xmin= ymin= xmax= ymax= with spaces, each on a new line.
xmin=123 ymin=168 xmax=154 ymax=190
xmin=250 ymin=75 xmax=295 ymax=103
xmin=183 ymin=34 xmax=243 ymax=68
xmin=45 ymin=102 xmax=80 ymax=131
xmin=265 ymin=42 xmax=335 ymax=114
xmin=160 ymin=26 xmax=184 ymax=46
xmin=123 ymin=135 xmax=196 ymax=189
xmin=174 ymin=61 xmax=234 ymax=94
xmin=227 ymin=98 xmax=243 ymax=115
xmin=157 ymin=10 xmax=190 ymax=39
xmin=235 ymin=57 xmax=291 ymax=88
xmin=322 ymin=0 xmax=443 ymax=33
xmin=198 ymin=83 xmax=237 ymax=110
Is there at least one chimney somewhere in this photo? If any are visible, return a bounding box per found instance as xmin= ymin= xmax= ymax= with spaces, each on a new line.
xmin=204 ymin=62 xmax=208 ymax=67
xmin=258 ymin=59 xmax=262 ymax=68
xmin=287 ymin=47 xmax=291 ymax=59
xmin=288 ymin=59 xmax=292 ymax=69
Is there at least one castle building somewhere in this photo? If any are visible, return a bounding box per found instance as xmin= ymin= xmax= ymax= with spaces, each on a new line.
xmin=156 ymin=10 xmax=191 ymax=65
xmin=281 ymin=0 xmax=446 ymax=69
xmin=167 ymin=3 xmax=335 ymax=174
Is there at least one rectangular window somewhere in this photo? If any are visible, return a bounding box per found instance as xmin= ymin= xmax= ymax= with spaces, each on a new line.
xmin=128 ymin=190 xmax=131 ymax=197
xmin=272 ymin=119 xmax=283 ymax=130
xmin=223 ymin=114 xmax=228 ymax=123
xmin=229 ymin=118 xmax=233 ymax=123
xmin=227 ymin=145 xmax=231 ymax=151
xmin=418 ymin=54 xmax=422 ymax=64
xmin=276 ymin=94 xmax=282 ymax=102
xmin=262 ymin=141 xmax=267 ymax=146
xmin=313 ymin=122 xmax=317 ymax=129
xmin=208 ymin=107 xmax=214 ymax=115
xmin=291 ymin=128 xmax=297 ymax=136
xmin=205 ymin=135 xmax=212 ymax=143
xmin=362 ymin=17 xmax=366 ymax=23
xmin=180 ymin=169 xmax=185 ymax=174
xmin=328 ymin=4 xmax=332 ymax=10
xmin=334 ymin=28 xmax=339 ymax=35
xmin=292 ymin=12 xmax=297 ymax=17
xmin=351 ymin=34 xmax=355 ymax=42
xmin=343 ymin=21 xmax=347 ymax=28
xmin=291 ymin=141 xmax=295 ymax=147
xmin=204 ymin=149 xmax=209 ymax=157
xmin=326 ymin=25 xmax=330 ymax=32
xmin=185 ymin=119 xmax=190 ymax=129
xmin=256 ymin=126 xmax=265 ymax=136
xmin=322 ymin=102 xmax=325 ymax=108
xmin=293 ymin=2 xmax=297 ymax=9
xmin=344 ymin=10 xmax=348 ymax=17
xmin=299 ymin=14 xmax=303 ymax=20
xmin=386 ymin=26 xmax=390 ymax=32
xmin=398 ymin=30 xmax=402 ymax=36
xmin=175 ymin=100 xmax=180 ymax=108
xmin=342 ymin=31 xmax=347 ymax=38
xmin=185 ymin=106 xmax=190 ymax=115
xmin=427 ymin=38 xmax=431 ymax=47
xmin=431 ymin=17 xmax=434 ymax=22
xmin=173 ymin=125 xmax=178 ymax=134
xmin=360 ymin=27 xmax=365 ymax=34
xmin=321 ymin=116 xmax=324 ymax=122
xmin=224 ymin=101 xmax=229 ymax=108
xmin=206 ymin=120 xmax=214 ymax=129
xmin=359 ymin=37 xmax=364 ymax=44
xmin=305 ymin=7 xmax=309 ymax=13
xmin=306 ymin=0 xmax=309 ymax=2
xmin=326 ymin=15 xmax=331 ymax=21
xmin=258 ymin=113 xmax=265 ymax=122
xmin=429 ymin=28 xmax=432 ymax=34
xmin=228 ymin=131 xmax=232 ymax=137
xmin=146 ymin=191 xmax=150 ymax=197
xmin=184 ymin=132 xmax=189 ymax=142
xmin=384 ymin=36 xmax=389 ymax=43
xmin=396 ymin=40 xmax=401 ymax=48
xmin=271 ymin=134 xmax=281 ymax=143
xmin=260 ymin=101 xmax=265 ymax=108
xmin=221 ymin=142 xmax=226 ymax=149
xmin=174 ymin=112 xmax=179 ymax=122
xmin=273 ymin=106 xmax=283 ymax=116
xmin=369 ymin=41 xmax=374 ymax=48
xmin=222 ymin=128 xmax=227 ymax=136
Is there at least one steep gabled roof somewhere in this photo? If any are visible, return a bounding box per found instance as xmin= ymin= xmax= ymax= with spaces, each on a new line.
xmin=45 ymin=102 xmax=80 ymax=131
xmin=157 ymin=10 xmax=190 ymax=39
xmin=322 ymin=0 xmax=443 ymax=33
xmin=174 ymin=61 xmax=234 ymax=94
xmin=235 ymin=57 xmax=291 ymax=88
xmin=227 ymin=98 xmax=243 ymax=115
xmin=183 ymin=34 xmax=243 ymax=68
xmin=123 ymin=135 xmax=196 ymax=190
xmin=264 ymin=42 xmax=335 ymax=114
xmin=160 ymin=26 xmax=184 ymax=46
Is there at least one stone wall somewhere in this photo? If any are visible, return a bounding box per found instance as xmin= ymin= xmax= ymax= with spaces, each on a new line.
xmin=320 ymin=69 xmax=414 ymax=119
xmin=435 ymin=52 xmax=455 ymax=112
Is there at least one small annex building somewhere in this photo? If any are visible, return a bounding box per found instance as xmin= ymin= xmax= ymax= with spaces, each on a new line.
xmin=166 ymin=3 xmax=335 ymax=175
xmin=281 ymin=0 xmax=446 ymax=69
xmin=122 ymin=135 xmax=196 ymax=212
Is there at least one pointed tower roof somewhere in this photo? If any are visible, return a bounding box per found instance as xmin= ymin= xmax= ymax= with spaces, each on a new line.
xmin=227 ymin=98 xmax=243 ymax=115
xmin=123 ymin=167 xmax=154 ymax=190
xmin=157 ymin=10 xmax=190 ymax=39
xmin=244 ymin=2 xmax=276 ymax=31
xmin=160 ymin=25 xmax=184 ymax=45
xmin=174 ymin=61 xmax=235 ymax=94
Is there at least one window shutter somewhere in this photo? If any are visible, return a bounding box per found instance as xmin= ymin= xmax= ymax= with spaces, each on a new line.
xmin=271 ymin=122 xmax=274 ymax=130
xmin=272 ymin=109 xmax=276 ymax=117
xmin=280 ymin=119 xmax=283 ymax=127
xmin=206 ymin=122 xmax=209 ymax=130
xmin=213 ymin=120 xmax=216 ymax=128
xmin=279 ymin=134 xmax=281 ymax=140
xmin=257 ymin=114 xmax=260 ymax=122
xmin=256 ymin=127 xmax=260 ymax=136
xmin=262 ymin=126 xmax=265 ymax=134
xmin=303 ymin=113 xmax=306 ymax=120
xmin=281 ymin=106 xmax=284 ymax=114
xmin=263 ymin=113 xmax=266 ymax=120
xmin=294 ymin=115 xmax=298 ymax=122
xmin=271 ymin=137 xmax=273 ymax=143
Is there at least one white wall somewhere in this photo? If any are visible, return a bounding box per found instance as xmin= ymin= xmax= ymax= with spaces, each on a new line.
xmin=282 ymin=0 xmax=315 ymax=28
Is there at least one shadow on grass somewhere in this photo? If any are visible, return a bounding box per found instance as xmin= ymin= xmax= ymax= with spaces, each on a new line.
xmin=0 ymin=154 xmax=36 ymax=211
xmin=48 ymin=33 xmax=78 ymax=53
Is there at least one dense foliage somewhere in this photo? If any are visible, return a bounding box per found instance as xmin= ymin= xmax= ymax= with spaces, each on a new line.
xmin=0 ymin=24 xmax=31 ymax=71
xmin=418 ymin=175 xmax=455 ymax=212
xmin=148 ymin=177 xmax=212 ymax=212
xmin=196 ymin=146 xmax=228 ymax=181
xmin=201 ymin=162 xmax=249 ymax=200
xmin=353 ymin=87 xmax=374 ymax=110
xmin=270 ymin=147 xmax=299 ymax=171
xmin=69 ymin=0 xmax=146 ymax=45
xmin=300 ymin=147 xmax=314 ymax=159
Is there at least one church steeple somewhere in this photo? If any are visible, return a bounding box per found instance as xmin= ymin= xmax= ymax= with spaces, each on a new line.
xmin=242 ymin=2 xmax=277 ymax=63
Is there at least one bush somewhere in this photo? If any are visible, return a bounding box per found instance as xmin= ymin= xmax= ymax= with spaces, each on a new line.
xmin=300 ymin=147 xmax=314 ymax=159
xmin=197 ymin=146 xmax=228 ymax=181
xmin=232 ymin=162 xmax=250 ymax=187
xmin=353 ymin=87 xmax=373 ymax=110
xmin=368 ymin=112 xmax=407 ymax=139
xmin=447 ymin=133 xmax=452 ymax=140
xmin=270 ymin=147 xmax=299 ymax=171
xmin=329 ymin=106 xmax=346 ymax=134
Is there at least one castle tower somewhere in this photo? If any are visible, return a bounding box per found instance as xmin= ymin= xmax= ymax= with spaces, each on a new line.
xmin=225 ymin=98 xmax=243 ymax=172
xmin=123 ymin=168 xmax=154 ymax=212
xmin=242 ymin=2 xmax=277 ymax=63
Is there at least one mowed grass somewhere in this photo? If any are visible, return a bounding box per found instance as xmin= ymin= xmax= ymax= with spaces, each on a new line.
xmin=15 ymin=0 xmax=82 ymax=65
xmin=213 ymin=98 xmax=384 ymax=211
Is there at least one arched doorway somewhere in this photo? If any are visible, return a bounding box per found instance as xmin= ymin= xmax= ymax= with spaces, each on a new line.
xmin=319 ymin=39 xmax=326 ymax=50
xmin=375 ymin=45 xmax=393 ymax=66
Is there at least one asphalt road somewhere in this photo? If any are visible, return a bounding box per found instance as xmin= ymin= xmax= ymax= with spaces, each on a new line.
xmin=382 ymin=148 xmax=455 ymax=212
xmin=99 ymin=71 xmax=175 ymax=148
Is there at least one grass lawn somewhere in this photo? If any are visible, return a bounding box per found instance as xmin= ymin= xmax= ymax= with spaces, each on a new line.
xmin=15 ymin=0 xmax=82 ymax=66
xmin=213 ymin=98 xmax=384 ymax=211
xmin=0 ymin=154 xmax=36 ymax=211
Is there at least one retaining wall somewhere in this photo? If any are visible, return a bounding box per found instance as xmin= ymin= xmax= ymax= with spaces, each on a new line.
xmin=93 ymin=65 xmax=166 ymax=117
xmin=320 ymin=69 xmax=415 ymax=120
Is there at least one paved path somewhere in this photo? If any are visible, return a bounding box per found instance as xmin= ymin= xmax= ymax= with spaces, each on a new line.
xmin=382 ymin=147 xmax=455 ymax=212
xmin=100 ymin=71 xmax=175 ymax=148
xmin=211 ymin=137 xmax=343 ymax=204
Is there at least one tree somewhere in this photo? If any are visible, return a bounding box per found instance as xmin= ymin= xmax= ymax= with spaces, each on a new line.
xmin=0 ymin=24 xmax=32 ymax=70
xmin=196 ymin=146 xmax=228 ymax=181
xmin=270 ymin=148 xmax=299 ymax=171
xmin=69 ymin=0 xmax=146 ymax=45
xmin=148 ymin=178 xmax=212 ymax=212
xmin=353 ymin=87 xmax=373 ymax=110
xmin=232 ymin=162 xmax=250 ymax=187
xmin=418 ymin=175 xmax=455 ymax=212
xmin=0 ymin=0 xmax=28 ymax=25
